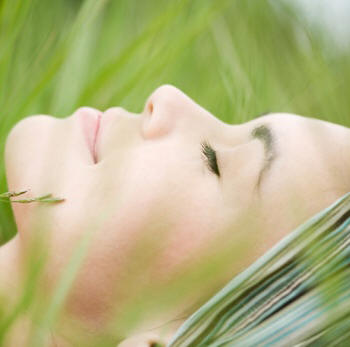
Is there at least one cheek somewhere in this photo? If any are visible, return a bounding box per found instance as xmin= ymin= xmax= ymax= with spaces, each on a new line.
xmin=111 ymin=146 xmax=230 ymax=274
xmin=145 ymin=185 xmax=227 ymax=278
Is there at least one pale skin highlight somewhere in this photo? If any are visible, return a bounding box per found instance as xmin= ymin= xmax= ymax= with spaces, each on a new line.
xmin=1 ymin=85 xmax=350 ymax=346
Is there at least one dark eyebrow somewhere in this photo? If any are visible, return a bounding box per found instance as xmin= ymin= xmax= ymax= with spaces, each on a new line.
xmin=251 ymin=124 xmax=276 ymax=189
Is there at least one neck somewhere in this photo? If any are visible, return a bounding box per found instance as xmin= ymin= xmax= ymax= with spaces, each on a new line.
xmin=0 ymin=235 xmax=20 ymax=293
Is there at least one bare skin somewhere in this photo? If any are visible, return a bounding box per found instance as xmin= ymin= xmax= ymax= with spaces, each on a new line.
xmin=2 ymin=85 xmax=350 ymax=345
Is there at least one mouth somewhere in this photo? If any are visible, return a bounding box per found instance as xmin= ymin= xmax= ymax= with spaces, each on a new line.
xmin=78 ymin=108 xmax=103 ymax=164
xmin=92 ymin=114 xmax=102 ymax=163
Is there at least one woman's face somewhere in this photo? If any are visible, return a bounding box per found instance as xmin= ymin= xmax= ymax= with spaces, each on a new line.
xmin=5 ymin=85 xmax=350 ymax=332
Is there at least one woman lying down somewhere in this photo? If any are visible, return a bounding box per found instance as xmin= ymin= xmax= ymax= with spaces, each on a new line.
xmin=1 ymin=85 xmax=350 ymax=346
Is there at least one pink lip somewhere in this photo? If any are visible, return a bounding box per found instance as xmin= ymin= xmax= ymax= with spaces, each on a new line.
xmin=79 ymin=110 xmax=102 ymax=164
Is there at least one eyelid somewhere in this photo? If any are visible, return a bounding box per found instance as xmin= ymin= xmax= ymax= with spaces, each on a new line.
xmin=201 ymin=141 xmax=220 ymax=177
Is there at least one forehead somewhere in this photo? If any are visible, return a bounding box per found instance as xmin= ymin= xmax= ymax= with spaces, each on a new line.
xmin=249 ymin=113 xmax=350 ymax=189
xmin=248 ymin=113 xmax=347 ymax=149
xmin=252 ymin=114 xmax=348 ymax=164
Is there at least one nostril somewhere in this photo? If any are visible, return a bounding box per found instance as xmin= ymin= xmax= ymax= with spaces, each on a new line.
xmin=141 ymin=90 xmax=180 ymax=139
xmin=147 ymin=101 xmax=154 ymax=115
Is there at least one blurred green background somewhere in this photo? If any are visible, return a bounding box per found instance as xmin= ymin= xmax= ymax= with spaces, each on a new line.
xmin=0 ymin=0 xmax=350 ymax=242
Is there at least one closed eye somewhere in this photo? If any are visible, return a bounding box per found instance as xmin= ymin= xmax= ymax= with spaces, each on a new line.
xmin=201 ymin=142 xmax=220 ymax=177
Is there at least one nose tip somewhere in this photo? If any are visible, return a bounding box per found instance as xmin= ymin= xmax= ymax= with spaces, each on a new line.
xmin=142 ymin=85 xmax=189 ymax=139
xmin=144 ymin=85 xmax=184 ymax=116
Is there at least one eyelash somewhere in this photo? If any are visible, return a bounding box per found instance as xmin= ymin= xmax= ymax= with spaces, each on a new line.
xmin=201 ymin=142 xmax=220 ymax=177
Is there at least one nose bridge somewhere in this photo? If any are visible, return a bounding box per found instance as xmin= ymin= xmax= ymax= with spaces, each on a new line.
xmin=141 ymin=85 xmax=197 ymax=139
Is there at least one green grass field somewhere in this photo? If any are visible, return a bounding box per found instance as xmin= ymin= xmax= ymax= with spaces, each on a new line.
xmin=0 ymin=1 xmax=350 ymax=345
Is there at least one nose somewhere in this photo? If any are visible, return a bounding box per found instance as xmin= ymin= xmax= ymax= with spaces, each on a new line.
xmin=141 ymin=84 xmax=201 ymax=139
